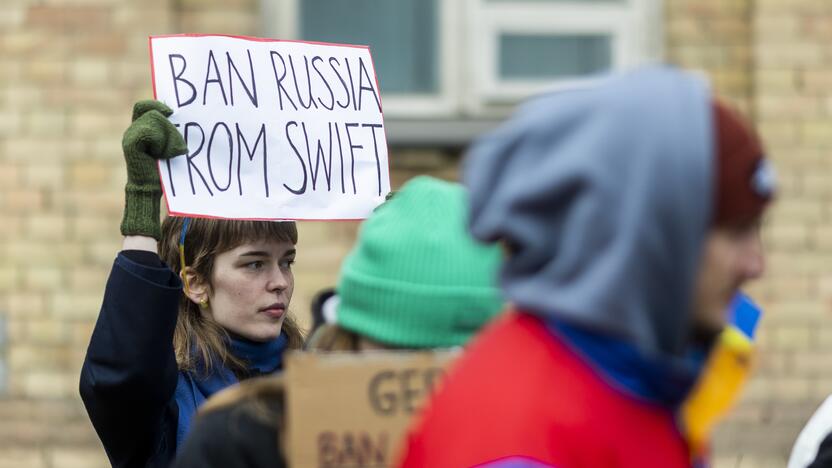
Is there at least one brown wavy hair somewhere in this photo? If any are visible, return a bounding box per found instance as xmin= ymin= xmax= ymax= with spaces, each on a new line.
xmin=159 ymin=217 xmax=305 ymax=377
xmin=304 ymin=324 xmax=361 ymax=351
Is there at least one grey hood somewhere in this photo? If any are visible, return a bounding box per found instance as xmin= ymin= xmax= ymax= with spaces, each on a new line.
xmin=464 ymin=66 xmax=713 ymax=358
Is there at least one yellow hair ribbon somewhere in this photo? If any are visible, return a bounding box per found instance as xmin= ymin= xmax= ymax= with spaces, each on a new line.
xmin=178 ymin=217 xmax=191 ymax=296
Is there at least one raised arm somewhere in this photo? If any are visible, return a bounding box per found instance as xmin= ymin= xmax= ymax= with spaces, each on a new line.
xmin=79 ymin=101 xmax=188 ymax=467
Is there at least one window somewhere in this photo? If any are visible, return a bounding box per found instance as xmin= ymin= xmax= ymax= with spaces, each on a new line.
xmin=300 ymin=0 xmax=440 ymax=95
xmin=264 ymin=0 xmax=661 ymax=142
xmin=267 ymin=0 xmax=460 ymax=117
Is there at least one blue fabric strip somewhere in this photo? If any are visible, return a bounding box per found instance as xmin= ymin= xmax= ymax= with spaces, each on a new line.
xmin=728 ymin=292 xmax=761 ymax=339
xmin=179 ymin=217 xmax=191 ymax=246
xmin=475 ymin=456 xmax=556 ymax=468
xmin=547 ymin=319 xmax=705 ymax=409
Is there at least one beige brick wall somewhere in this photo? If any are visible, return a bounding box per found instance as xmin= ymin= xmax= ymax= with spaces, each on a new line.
xmin=0 ymin=2 xmax=458 ymax=466
xmin=667 ymin=0 xmax=832 ymax=467
xmin=1 ymin=0 xmax=830 ymax=466
xmin=749 ymin=0 xmax=832 ymax=465
xmin=666 ymin=0 xmax=754 ymax=111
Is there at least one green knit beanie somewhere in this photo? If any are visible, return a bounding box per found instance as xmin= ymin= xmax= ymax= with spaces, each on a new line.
xmin=336 ymin=176 xmax=504 ymax=348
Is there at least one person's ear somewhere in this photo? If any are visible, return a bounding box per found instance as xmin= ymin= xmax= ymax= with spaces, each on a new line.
xmin=181 ymin=267 xmax=210 ymax=310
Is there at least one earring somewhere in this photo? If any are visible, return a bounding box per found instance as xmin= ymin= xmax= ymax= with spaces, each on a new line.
xmin=199 ymin=298 xmax=209 ymax=309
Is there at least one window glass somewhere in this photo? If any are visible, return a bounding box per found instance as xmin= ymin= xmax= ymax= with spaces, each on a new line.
xmin=300 ymin=0 xmax=439 ymax=94
xmin=498 ymin=33 xmax=612 ymax=80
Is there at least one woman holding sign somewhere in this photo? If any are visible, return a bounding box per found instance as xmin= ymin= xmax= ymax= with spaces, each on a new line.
xmin=79 ymin=100 xmax=304 ymax=468
xmin=170 ymin=176 xmax=505 ymax=468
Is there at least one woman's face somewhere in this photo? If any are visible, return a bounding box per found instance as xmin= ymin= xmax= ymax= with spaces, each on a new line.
xmin=204 ymin=239 xmax=296 ymax=342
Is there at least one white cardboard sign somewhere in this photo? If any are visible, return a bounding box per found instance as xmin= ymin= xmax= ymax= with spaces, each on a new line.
xmin=149 ymin=34 xmax=390 ymax=220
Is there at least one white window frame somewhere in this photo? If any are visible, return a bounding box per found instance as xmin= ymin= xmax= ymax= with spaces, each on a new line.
xmin=264 ymin=0 xmax=463 ymax=118
xmin=263 ymin=0 xmax=662 ymax=125
xmin=468 ymin=1 xmax=651 ymax=112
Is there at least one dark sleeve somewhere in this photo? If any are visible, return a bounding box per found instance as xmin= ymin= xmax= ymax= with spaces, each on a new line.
xmin=172 ymin=400 xmax=286 ymax=468
xmin=79 ymin=251 xmax=183 ymax=468
xmin=810 ymin=431 xmax=832 ymax=468
xmin=121 ymin=249 xmax=168 ymax=269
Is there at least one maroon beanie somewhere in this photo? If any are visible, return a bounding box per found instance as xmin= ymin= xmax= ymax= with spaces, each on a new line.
xmin=712 ymin=100 xmax=775 ymax=225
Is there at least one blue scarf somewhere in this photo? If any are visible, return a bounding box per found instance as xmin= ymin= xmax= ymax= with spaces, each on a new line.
xmin=174 ymin=333 xmax=288 ymax=448
xmin=547 ymin=320 xmax=707 ymax=409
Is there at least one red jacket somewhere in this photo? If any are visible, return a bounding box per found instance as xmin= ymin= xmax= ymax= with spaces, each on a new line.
xmin=398 ymin=312 xmax=693 ymax=468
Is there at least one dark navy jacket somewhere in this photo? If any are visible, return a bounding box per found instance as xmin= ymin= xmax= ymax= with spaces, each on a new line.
xmin=80 ymin=251 xmax=182 ymax=468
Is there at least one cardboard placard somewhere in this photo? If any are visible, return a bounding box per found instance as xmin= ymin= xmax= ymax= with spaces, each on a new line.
xmin=285 ymin=350 xmax=459 ymax=468
xmin=149 ymin=34 xmax=390 ymax=221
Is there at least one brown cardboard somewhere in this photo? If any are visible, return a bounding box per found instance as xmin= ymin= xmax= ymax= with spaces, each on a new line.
xmin=285 ymin=350 xmax=459 ymax=468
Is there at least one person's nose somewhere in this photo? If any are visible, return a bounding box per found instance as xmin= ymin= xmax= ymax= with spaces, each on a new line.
xmin=267 ymin=265 xmax=290 ymax=292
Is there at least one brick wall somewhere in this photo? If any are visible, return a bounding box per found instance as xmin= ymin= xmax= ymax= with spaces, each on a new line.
xmin=666 ymin=0 xmax=753 ymax=111
xmin=1 ymin=1 xmax=176 ymax=466
xmin=0 ymin=2 xmax=457 ymax=466
xmin=0 ymin=0 xmax=829 ymax=467
xmin=667 ymin=1 xmax=832 ymax=466
xmin=748 ymin=1 xmax=832 ymax=466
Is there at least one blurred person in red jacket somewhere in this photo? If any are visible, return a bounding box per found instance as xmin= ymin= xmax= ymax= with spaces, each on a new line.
xmin=398 ymin=66 xmax=775 ymax=468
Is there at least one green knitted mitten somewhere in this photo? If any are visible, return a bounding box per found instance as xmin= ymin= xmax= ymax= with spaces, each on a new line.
xmin=120 ymin=100 xmax=188 ymax=240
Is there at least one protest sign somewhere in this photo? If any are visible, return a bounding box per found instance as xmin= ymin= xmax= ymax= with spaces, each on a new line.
xmin=149 ymin=34 xmax=390 ymax=220
xmin=284 ymin=350 xmax=459 ymax=468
